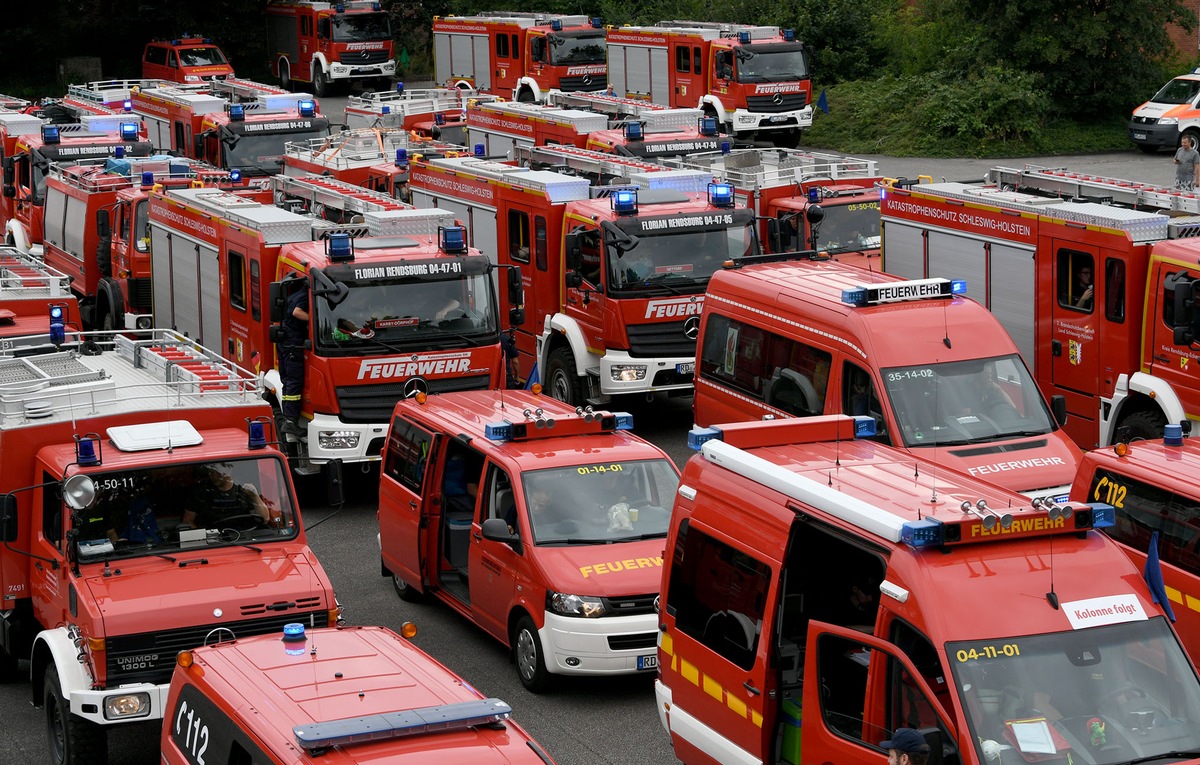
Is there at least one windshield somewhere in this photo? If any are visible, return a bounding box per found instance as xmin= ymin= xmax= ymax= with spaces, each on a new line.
xmin=222 ymin=123 xmax=330 ymax=176
xmin=178 ymin=46 xmax=228 ymax=67
xmin=605 ymin=209 xmax=759 ymax=294
xmin=520 ymin=459 xmax=679 ymax=545
xmin=313 ymin=268 xmax=499 ymax=354
xmin=736 ymin=44 xmax=810 ymax=82
xmin=949 ymin=618 xmax=1200 ymax=765
xmin=1151 ymin=77 xmax=1200 ymax=105
xmin=548 ymin=32 xmax=607 ymax=65
xmin=882 ymin=354 xmax=1056 ymax=447
xmin=813 ymin=199 xmax=881 ymax=253
xmin=331 ymin=12 xmax=392 ymax=42
xmin=73 ymin=458 xmax=297 ymax=561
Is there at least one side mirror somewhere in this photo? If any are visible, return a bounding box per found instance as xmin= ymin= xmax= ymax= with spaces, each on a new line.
xmin=566 ymin=271 xmax=583 ymax=288
xmin=766 ymin=219 xmax=781 ymax=251
xmin=530 ymin=37 xmax=544 ymax=62
xmin=509 ymin=307 xmax=525 ymax=325
xmin=481 ymin=517 xmax=519 ymax=546
xmin=563 ymin=232 xmax=582 ymax=271
xmin=1 ymin=494 xmax=17 ymax=543
xmin=268 ymin=281 xmax=285 ymax=323
xmin=325 ymin=458 xmax=345 ymax=507
xmin=96 ymin=208 xmax=111 ymax=239
xmin=1050 ymin=394 xmax=1067 ymax=426
xmin=1171 ymin=274 xmax=1197 ymax=345
xmin=2 ymin=185 xmax=12 ymax=199
xmin=2 ymin=157 xmax=13 ymax=185
xmin=193 ymin=134 xmax=204 ymax=157
xmin=507 ymin=266 xmax=524 ymax=306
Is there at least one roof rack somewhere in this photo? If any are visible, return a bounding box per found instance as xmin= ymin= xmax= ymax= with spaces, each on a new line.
xmin=664 ymin=147 xmax=878 ymax=191
xmin=0 ymin=248 xmax=72 ymax=300
xmin=989 ymin=164 xmax=1200 ymax=215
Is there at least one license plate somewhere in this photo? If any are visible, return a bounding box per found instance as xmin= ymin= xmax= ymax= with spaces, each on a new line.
xmin=676 ymin=362 xmax=695 ymax=374
xmin=1133 ymin=133 xmax=1147 ymax=140
xmin=638 ymin=654 xmax=658 ymax=670
xmin=769 ymin=115 xmax=790 ymax=123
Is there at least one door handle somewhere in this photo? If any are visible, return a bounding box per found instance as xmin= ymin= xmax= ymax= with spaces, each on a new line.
xmin=1051 ymin=339 xmax=1062 ymax=357
xmin=1154 ymin=354 xmax=1170 ymax=364
xmin=743 ymin=681 xmax=761 ymax=696
xmin=472 ymin=532 xmax=482 ymax=541
xmin=409 ymin=500 xmax=417 ymax=509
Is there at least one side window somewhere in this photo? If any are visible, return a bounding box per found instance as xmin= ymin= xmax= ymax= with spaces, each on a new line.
xmin=249 ymin=260 xmax=261 ymax=321
xmin=715 ymin=50 xmax=733 ymax=80
xmin=577 ymin=226 xmax=602 ymax=287
xmin=814 ymin=631 xmax=876 ymax=742
xmin=496 ymin=33 xmax=509 ymax=58
xmin=168 ymin=51 xmax=179 ymax=69
xmin=228 ymin=250 xmax=247 ymax=312
xmin=889 ymin=620 xmax=950 ymax=732
xmin=1162 ymin=267 xmax=1199 ymax=328
xmin=667 ymin=520 xmax=772 ymax=670
xmin=383 ymin=417 xmax=435 ymax=494
xmin=842 ymin=362 xmax=889 ymax=442
xmin=508 ymin=209 xmax=531 ymax=263
xmin=173 ymin=121 xmax=189 ymax=155
xmin=41 ymin=472 xmax=62 ymax=547
xmin=693 ymin=47 xmax=703 ymax=76
xmin=169 ymin=684 xmax=272 ymax=765
xmin=318 ymin=17 xmax=331 ymax=39
xmin=1091 ymin=467 xmax=1200 ymax=572
xmin=483 ymin=464 xmax=517 ymax=527
xmin=1104 ymin=257 xmax=1125 ymax=323
xmin=535 ymin=215 xmax=548 ymax=272
xmin=675 ymin=46 xmax=690 ymax=73
xmin=512 ymin=34 xmax=520 ymax=60
xmin=1056 ymin=249 xmax=1094 ymax=312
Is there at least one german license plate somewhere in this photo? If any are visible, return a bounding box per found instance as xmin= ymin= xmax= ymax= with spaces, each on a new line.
xmin=769 ymin=115 xmax=790 ymax=123
xmin=677 ymin=362 xmax=695 ymax=374
xmin=638 ymin=654 xmax=658 ymax=670
xmin=1133 ymin=133 xmax=1147 ymax=141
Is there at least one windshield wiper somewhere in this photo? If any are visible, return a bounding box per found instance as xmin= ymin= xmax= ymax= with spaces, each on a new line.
xmin=549 ymin=537 xmax=611 ymax=545
xmin=608 ymin=532 xmax=668 ymax=542
xmin=1123 ymin=750 xmax=1200 ymax=765
xmin=621 ymin=280 xmax=686 ymax=296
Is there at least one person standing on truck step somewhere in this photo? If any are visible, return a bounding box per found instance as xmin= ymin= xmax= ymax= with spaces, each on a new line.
xmin=279 ymin=285 xmax=310 ymax=437
xmin=880 ymin=728 xmax=931 ymax=765
xmin=1175 ymin=134 xmax=1200 ymax=191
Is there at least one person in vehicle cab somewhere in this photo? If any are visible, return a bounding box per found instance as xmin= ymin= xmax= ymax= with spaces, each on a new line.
xmin=1073 ymin=263 xmax=1094 ymax=310
xmin=880 ymin=728 xmax=930 ymax=765
xmin=505 ymin=486 xmax=567 ymax=536
xmin=182 ymin=464 xmax=270 ymax=529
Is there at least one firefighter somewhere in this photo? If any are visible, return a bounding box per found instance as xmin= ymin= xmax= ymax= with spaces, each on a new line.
xmin=278 ymin=284 xmax=310 ymax=437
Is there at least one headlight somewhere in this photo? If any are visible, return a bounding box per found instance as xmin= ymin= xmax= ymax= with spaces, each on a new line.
xmin=1158 ymin=117 xmax=1178 ymax=125
xmin=105 ymin=692 xmax=151 ymax=719
xmin=610 ymin=364 xmax=647 ymax=382
xmin=549 ymin=591 xmax=607 ymax=618
xmin=184 ymin=75 xmax=200 ymax=83
xmin=318 ymin=430 xmax=360 ymax=449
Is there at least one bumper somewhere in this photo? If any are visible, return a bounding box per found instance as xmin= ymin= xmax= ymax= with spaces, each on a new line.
xmin=330 ymin=61 xmax=396 ymax=81
xmin=72 ymin=682 xmax=168 ymax=725
xmin=304 ymin=412 xmax=388 ymax=464
xmin=542 ymin=611 xmax=659 ymax=676
xmin=731 ymin=106 xmax=813 ymax=134
xmin=599 ymin=349 xmax=695 ymax=396
xmin=1128 ymin=122 xmax=1178 ymax=148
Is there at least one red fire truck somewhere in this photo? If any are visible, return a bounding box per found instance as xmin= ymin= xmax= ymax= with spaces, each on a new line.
xmin=0 ymin=247 xmax=82 ymax=347
xmin=880 ymin=165 xmax=1200 ymax=449
xmin=41 ymin=154 xmax=262 ymax=331
xmin=162 ymin=624 xmax=558 ymax=764
xmin=466 ymin=99 xmax=608 ymax=158
xmin=130 ymin=78 xmax=331 ymax=176
xmin=409 ymin=149 xmax=759 ymax=405
xmin=434 ymin=13 xmax=608 ymax=102
xmin=142 ymin=35 xmax=235 ymax=84
xmin=0 ymin=328 xmax=339 ymax=764
xmin=657 ymin=414 xmax=1200 ymax=765
xmin=266 ymin=0 xmax=396 ymax=97
xmin=666 ymin=147 xmax=890 ymax=268
xmin=144 ymin=176 xmax=515 ymax=474
xmin=1 ymin=115 xmax=153 ymax=254
xmin=606 ymin=22 xmax=812 ymax=145
xmin=378 ymin=390 xmax=679 ymax=690
xmin=548 ymin=90 xmax=724 ymax=159
xmin=282 ymin=127 xmax=470 ymax=192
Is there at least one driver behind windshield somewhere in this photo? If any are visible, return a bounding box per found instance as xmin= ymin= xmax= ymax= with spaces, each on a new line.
xmin=181 ymin=464 xmax=270 ymax=529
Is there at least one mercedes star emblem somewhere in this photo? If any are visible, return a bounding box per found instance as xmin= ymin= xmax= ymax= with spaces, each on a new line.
xmin=684 ymin=316 xmax=701 ymax=339
xmin=404 ymin=377 xmax=430 ymax=398
xmin=772 ymin=92 xmax=784 ymax=106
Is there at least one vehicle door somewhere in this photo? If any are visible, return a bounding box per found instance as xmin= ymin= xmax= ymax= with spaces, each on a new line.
xmin=1148 ymin=260 xmax=1200 ymax=419
xmin=469 ymin=463 xmax=521 ymax=642
xmin=378 ymin=417 xmax=439 ymax=593
xmin=672 ymin=42 xmax=699 ymax=104
xmin=28 ymin=476 xmax=70 ymax=631
xmin=563 ymin=217 xmax=605 ymax=353
xmin=492 ymin=32 xmax=520 ymax=95
xmin=1049 ymin=243 xmax=1101 ymax=398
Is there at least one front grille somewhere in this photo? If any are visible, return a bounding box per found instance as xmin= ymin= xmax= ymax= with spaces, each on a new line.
xmin=339 ymin=50 xmax=391 ymax=65
xmin=608 ymin=632 xmax=658 ymax=651
xmin=600 ymin=593 xmax=657 ymax=616
xmin=626 ymin=321 xmax=696 ymax=358
xmin=559 ymin=74 xmax=608 ymax=93
xmin=336 ymin=374 xmax=491 ymax=423
xmin=128 ymin=277 xmax=152 ymax=313
xmin=1131 ymin=115 xmax=1158 ymax=126
xmin=747 ymin=93 xmax=808 ymax=113
xmin=105 ymin=610 xmax=329 ymax=686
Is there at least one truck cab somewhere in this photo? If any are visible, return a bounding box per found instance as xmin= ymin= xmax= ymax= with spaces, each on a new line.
xmin=142 ymin=36 xmax=235 ymax=83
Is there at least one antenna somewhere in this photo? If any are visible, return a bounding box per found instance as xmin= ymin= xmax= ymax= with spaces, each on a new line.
xmin=942 ymin=300 xmax=952 ymax=349
xmin=1045 ymin=535 xmax=1059 ymax=609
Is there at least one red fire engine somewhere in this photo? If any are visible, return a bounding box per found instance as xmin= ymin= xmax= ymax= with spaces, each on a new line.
xmin=548 ymin=90 xmax=724 ymax=159
xmin=266 ymin=0 xmax=396 ymax=97
xmin=162 ymin=624 xmax=558 ymax=764
xmin=409 ymin=148 xmax=759 ymax=405
xmin=142 ymin=35 xmax=235 ymax=84
xmin=606 ymin=22 xmax=812 ymax=145
xmin=1 ymin=114 xmax=153 ymax=254
xmin=880 ymin=165 xmax=1200 ymax=449
xmin=0 ymin=247 xmax=81 ymax=346
xmin=434 ymin=13 xmax=608 ymax=102
xmin=344 ymin=85 xmax=486 ymax=137
xmin=657 ymin=414 xmax=1200 ymax=765
xmin=0 ymin=328 xmax=339 ymax=764
xmin=378 ymin=390 xmax=679 ymax=690
xmin=666 ymin=147 xmax=890 ymax=268
xmin=282 ymin=127 xmax=470 ymax=192
xmin=130 ymin=78 xmax=331 ymax=176
xmin=41 ymin=154 xmax=262 ymax=331
xmin=144 ymin=175 xmax=516 ymax=474
xmin=466 ymin=99 xmax=608 ymax=158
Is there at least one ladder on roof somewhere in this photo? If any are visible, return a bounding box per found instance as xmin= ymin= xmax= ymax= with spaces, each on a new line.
xmin=274 ymin=174 xmax=409 ymax=214
xmin=665 ymin=147 xmax=877 ymax=191
xmin=477 ymin=101 xmax=608 ymax=132
xmin=548 ymin=91 xmax=669 ymax=117
xmin=517 ymin=144 xmax=664 ymax=178
xmin=0 ymin=93 xmax=30 ymax=110
xmin=989 ymin=165 xmax=1200 ymax=215
xmin=286 ymin=129 xmax=411 ymax=167
xmin=0 ymin=249 xmax=71 ymax=298
xmin=348 ymin=88 xmax=467 ymax=110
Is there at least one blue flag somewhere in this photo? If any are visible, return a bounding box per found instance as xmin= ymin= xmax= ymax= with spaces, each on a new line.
xmin=524 ymin=362 xmax=540 ymax=390
xmin=1144 ymin=530 xmax=1176 ymax=622
xmin=817 ymin=89 xmax=829 ymax=115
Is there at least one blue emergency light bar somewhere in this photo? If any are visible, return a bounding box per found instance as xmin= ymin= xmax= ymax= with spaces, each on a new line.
xmin=395 ymin=148 xmax=408 ymax=166
xmin=381 ymin=105 xmax=391 ymax=115
xmin=440 ymin=225 xmax=467 ymax=254
xmin=783 ymin=28 xmax=795 ymax=41
xmin=396 ymin=81 xmax=405 ymax=94
xmin=434 ymin=113 xmax=445 ymax=125
xmin=485 ymin=410 xmax=631 ymax=442
xmin=807 ymin=187 xmax=820 ymax=203
xmin=327 ymin=232 xmax=354 ymax=262
xmin=841 ymin=277 xmax=967 ymax=307
xmin=1164 ymin=423 xmax=1185 ymax=446
xmin=41 ymin=125 xmax=60 ymax=144
xmin=591 ymin=17 xmax=602 ymax=27
xmin=75 ymin=434 xmax=101 ymax=467
xmin=294 ymin=698 xmax=512 ymax=751
xmin=899 ymin=501 xmax=1110 ymax=549
xmin=229 ymin=104 xmax=245 ymax=122
xmin=230 ymin=169 xmax=242 ymax=182
xmin=297 ymin=100 xmax=316 ymax=118
xmin=688 ymin=416 xmax=876 ymax=451
xmin=612 ymin=189 xmax=638 ymax=215
xmin=738 ymin=31 xmax=751 ymax=44
xmin=551 ymin=19 xmax=563 ymax=31
xmin=708 ymin=182 xmax=735 ymax=208
xmin=624 ymin=121 xmax=643 ymax=141
xmin=248 ymin=420 xmax=267 ymax=450
xmin=113 ymin=146 xmax=125 ymax=159
xmin=49 ymin=304 xmax=66 ymax=345
xmin=335 ymin=3 xmax=345 ymax=12
xmin=120 ymin=122 xmax=139 ymax=141
xmin=474 ymin=144 xmax=485 ymax=156
xmin=123 ymin=99 xmax=133 ymax=112
xmin=698 ymin=117 xmax=718 ymax=136
xmin=141 ymin=171 xmax=155 ymax=187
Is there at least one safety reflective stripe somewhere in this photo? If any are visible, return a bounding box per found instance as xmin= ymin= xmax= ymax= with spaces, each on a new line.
xmin=661 ymin=631 xmax=764 ymax=728
xmin=282 ymin=394 xmax=302 ymax=401
xmin=1165 ymin=585 xmax=1200 ymax=613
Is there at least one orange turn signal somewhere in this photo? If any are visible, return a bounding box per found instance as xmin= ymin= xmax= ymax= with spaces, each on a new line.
xmin=400 ymin=622 xmax=418 ymax=639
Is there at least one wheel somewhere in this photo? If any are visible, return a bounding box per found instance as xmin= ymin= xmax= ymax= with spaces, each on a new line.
xmin=45 ymin=664 xmax=107 ymax=765
xmin=391 ymin=572 xmax=423 ymax=602
xmin=1184 ymin=129 xmax=1200 ymax=150
xmin=312 ymin=67 xmax=332 ymax=98
xmin=99 ymin=310 xmax=114 ymax=333
xmin=279 ymin=61 xmax=292 ymax=91
xmin=545 ymin=347 xmax=584 ymax=406
xmin=1137 ymin=144 xmax=1158 ymax=154
xmin=774 ymin=129 xmax=803 ymax=149
xmin=517 ymin=88 xmax=535 ymax=103
xmin=1118 ymin=410 xmax=1167 ymax=442
xmin=512 ymin=614 xmax=553 ymax=692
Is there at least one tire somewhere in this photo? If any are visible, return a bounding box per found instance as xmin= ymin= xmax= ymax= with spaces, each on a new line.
xmin=1117 ymin=410 xmax=1167 ymax=442
xmin=775 ymin=128 xmax=803 ymax=149
xmin=44 ymin=665 xmax=107 ymax=765
xmin=391 ymin=572 xmax=423 ymax=602
xmin=1184 ymin=129 xmax=1200 ymax=150
xmin=312 ymin=67 xmax=332 ymax=98
xmin=512 ymin=615 xmax=552 ymax=692
xmin=279 ymin=61 xmax=292 ymax=91
xmin=545 ymin=347 xmax=584 ymax=406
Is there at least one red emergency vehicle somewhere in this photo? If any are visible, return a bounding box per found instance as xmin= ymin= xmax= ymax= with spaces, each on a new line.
xmin=378 ymin=390 xmax=679 ymax=690
xmin=142 ymin=36 xmax=235 ymax=83
xmin=1 ymin=114 xmax=153 ymax=254
xmin=266 ymin=0 xmax=396 ymax=97
xmin=880 ymin=165 xmax=1200 ymax=449
xmin=282 ymin=127 xmax=471 ymax=192
xmin=666 ymin=147 xmax=890 ymax=267
xmin=343 ymin=85 xmax=500 ymax=140
xmin=694 ymin=259 xmax=1081 ymax=500
xmin=547 ymin=90 xmax=724 ymax=159
xmin=606 ymin=22 xmax=812 ymax=145
xmin=465 ymin=99 xmax=608 ymax=158
xmin=162 ymin=624 xmax=557 ymax=765
xmin=434 ymin=13 xmax=608 ymax=102
xmin=1068 ymin=423 xmax=1200 ymax=666
xmin=410 ymin=150 xmax=759 ymax=405
xmin=0 ymin=247 xmax=81 ymax=346
xmin=657 ymin=414 xmax=1200 ymax=765
xmin=145 ymin=176 xmax=514 ymax=474
xmin=0 ymin=328 xmax=339 ymax=764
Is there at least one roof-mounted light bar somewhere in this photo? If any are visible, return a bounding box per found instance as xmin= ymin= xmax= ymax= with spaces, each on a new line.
xmin=708 ymin=182 xmax=735 ymax=209
xmin=611 ymin=188 xmax=638 ymax=215
xmin=688 ymin=415 xmax=874 ymax=451
xmin=294 ymin=698 xmax=512 ymax=751
xmin=484 ymin=408 xmax=632 ymax=442
xmin=841 ymin=277 xmax=967 ymax=307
